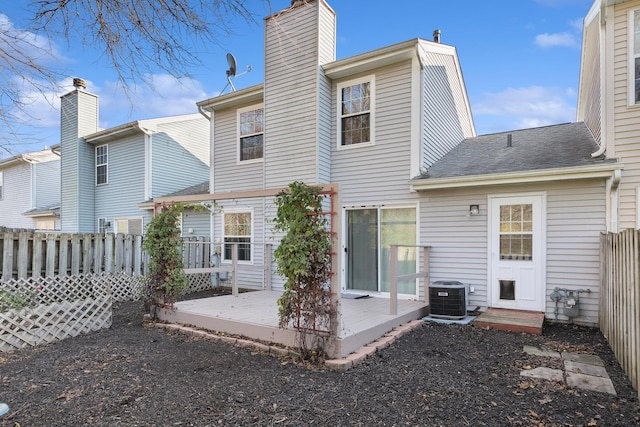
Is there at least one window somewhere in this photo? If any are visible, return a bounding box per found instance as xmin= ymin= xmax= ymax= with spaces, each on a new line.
xmin=238 ymin=106 xmax=264 ymax=162
xmin=96 ymin=145 xmax=108 ymax=185
xmin=499 ymin=204 xmax=533 ymax=261
xmin=338 ymin=77 xmax=374 ymax=147
xmin=223 ymin=211 xmax=252 ymax=262
xmin=36 ymin=220 xmax=55 ymax=231
xmin=0 ymin=171 xmax=3 ymax=200
xmin=114 ymin=218 xmax=143 ymax=235
xmin=631 ymin=10 xmax=640 ymax=104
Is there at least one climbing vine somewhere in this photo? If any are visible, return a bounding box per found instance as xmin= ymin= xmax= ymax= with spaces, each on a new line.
xmin=273 ymin=181 xmax=334 ymax=360
xmin=143 ymin=203 xmax=202 ymax=307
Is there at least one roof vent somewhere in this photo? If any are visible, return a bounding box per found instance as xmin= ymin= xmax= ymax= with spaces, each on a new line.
xmin=72 ymin=78 xmax=86 ymax=90
xmin=507 ymin=134 xmax=513 ymax=148
xmin=433 ymin=29 xmax=441 ymax=43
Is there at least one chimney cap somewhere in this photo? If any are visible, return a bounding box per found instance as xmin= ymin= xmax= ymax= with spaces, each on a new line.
xmin=433 ymin=29 xmax=441 ymax=43
xmin=72 ymin=77 xmax=86 ymax=90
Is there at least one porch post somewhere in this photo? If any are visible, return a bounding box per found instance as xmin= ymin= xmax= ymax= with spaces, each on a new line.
xmin=423 ymin=246 xmax=431 ymax=301
xmin=390 ymin=244 xmax=398 ymax=315
xmin=232 ymin=243 xmax=238 ymax=296
xmin=264 ymin=243 xmax=272 ymax=291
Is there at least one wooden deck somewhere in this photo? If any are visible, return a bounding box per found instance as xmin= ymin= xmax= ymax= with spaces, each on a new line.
xmin=155 ymin=290 xmax=429 ymax=358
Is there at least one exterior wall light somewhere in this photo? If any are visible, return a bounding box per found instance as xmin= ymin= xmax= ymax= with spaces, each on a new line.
xmin=469 ymin=205 xmax=480 ymax=216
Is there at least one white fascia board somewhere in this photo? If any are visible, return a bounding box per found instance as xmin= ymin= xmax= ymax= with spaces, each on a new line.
xmin=83 ymin=121 xmax=141 ymax=144
xmin=323 ymin=39 xmax=420 ymax=79
xmin=197 ymin=84 xmax=264 ymax=112
xmin=409 ymin=163 xmax=623 ymax=191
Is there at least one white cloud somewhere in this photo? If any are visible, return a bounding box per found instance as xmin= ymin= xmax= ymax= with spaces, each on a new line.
xmin=98 ymin=75 xmax=213 ymax=128
xmin=473 ymin=86 xmax=576 ymax=134
xmin=534 ymin=32 xmax=579 ymax=48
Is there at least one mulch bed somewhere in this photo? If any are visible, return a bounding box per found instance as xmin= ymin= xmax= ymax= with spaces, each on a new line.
xmin=0 ymin=294 xmax=638 ymax=426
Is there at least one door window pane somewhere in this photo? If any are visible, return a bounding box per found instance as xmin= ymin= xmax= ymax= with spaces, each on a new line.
xmin=499 ymin=204 xmax=533 ymax=260
xmin=347 ymin=209 xmax=378 ymax=291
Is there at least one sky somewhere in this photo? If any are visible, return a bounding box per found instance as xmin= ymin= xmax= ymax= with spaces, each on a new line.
xmin=1 ymin=0 xmax=594 ymax=157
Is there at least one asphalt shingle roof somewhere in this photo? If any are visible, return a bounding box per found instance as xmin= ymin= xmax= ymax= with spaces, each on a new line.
xmin=419 ymin=122 xmax=616 ymax=180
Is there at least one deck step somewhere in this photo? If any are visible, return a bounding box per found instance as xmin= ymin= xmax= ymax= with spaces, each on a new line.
xmin=473 ymin=308 xmax=544 ymax=335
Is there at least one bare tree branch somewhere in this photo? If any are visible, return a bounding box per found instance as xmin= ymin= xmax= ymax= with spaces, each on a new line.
xmin=0 ymin=0 xmax=268 ymax=154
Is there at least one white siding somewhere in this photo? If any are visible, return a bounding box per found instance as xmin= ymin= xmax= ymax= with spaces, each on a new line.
xmin=577 ymin=15 xmax=602 ymax=144
xmin=34 ymin=159 xmax=60 ymax=208
xmin=95 ymin=135 xmax=149 ymax=231
xmin=332 ymin=62 xmax=419 ymax=205
xmin=212 ymin=107 xmax=265 ymax=192
xmin=60 ymin=90 xmax=99 ymax=232
xmin=421 ymin=51 xmax=468 ymax=169
xmin=152 ymin=117 xmax=210 ymax=197
xmin=0 ymin=163 xmax=34 ymax=228
xmin=264 ymin=0 xmax=335 ymax=187
xmin=212 ymin=197 xmax=269 ymax=290
xmin=421 ymin=180 xmax=607 ymax=326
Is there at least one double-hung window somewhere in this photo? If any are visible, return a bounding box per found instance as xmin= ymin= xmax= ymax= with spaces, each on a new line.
xmin=338 ymin=76 xmax=374 ymax=148
xmin=238 ymin=105 xmax=264 ymax=162
xmin=631 ymin=9 xmax=640 ymax=104
xmin=223 ymin=211 xmax=252 ymax=262
xmin=96 ymin=145 xmax=108 ymax=185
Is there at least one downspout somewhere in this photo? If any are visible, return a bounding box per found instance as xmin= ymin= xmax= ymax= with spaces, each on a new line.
xmin=198 ymin=104 xmax=215 ymax=244
xmin=607 ymin=169 xmax=621 ymax=232
xmin=139 ymin=125 xmax=155 ymax=201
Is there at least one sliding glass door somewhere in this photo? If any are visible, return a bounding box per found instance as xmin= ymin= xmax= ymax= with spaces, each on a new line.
xmin=346 ymin=207 xmax=416 ymax=295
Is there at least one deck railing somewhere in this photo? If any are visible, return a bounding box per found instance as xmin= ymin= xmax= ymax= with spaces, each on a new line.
xmin=389 ymin=245 xmax=430 ymax=315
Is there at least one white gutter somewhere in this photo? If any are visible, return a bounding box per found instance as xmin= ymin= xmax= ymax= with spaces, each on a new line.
xmin=410 ymin=163 xmax=623 ymax=191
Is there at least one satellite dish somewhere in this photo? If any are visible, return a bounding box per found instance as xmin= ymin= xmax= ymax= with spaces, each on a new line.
xmin=226 ymin=53 xmax=237 ymax=78
xmin=222 ymin=52 xmax=252 ymax=93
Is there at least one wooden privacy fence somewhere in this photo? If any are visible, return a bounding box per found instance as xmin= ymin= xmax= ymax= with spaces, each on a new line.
xmin=1 ymin=230 xmax=219 ymax=352
xmin=600 ymin=229 xmax=640 ymax=398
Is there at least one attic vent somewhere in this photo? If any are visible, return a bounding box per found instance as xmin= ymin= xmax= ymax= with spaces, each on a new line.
xmin=507 ymin=134 xmax=513 ymax=148
xmin=73 ymin=77 xmax=86 ymax=90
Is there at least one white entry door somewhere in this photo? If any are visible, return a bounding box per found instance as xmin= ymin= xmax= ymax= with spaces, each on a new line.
xmin=489 ymin=195 xmax=545 ymax=311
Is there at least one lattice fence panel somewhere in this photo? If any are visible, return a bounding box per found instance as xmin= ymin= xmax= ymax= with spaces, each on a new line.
xmin=185 ymin=273 xmax=216 ymax=294
xmin=108 ymin=273 xmax=145 ymax=302
xmin=0 ymin=275 xmax=112 ymax=352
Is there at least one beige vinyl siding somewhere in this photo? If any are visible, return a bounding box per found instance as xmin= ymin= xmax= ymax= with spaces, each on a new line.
xmin=421 ymin=180 xmax=607 ymax=326
xmin=264 ymin=0 xmax=334 ymax=187
xmin=0 ymin=163 xmax=34 ymax=228
xmin=421 ymin=51 xmax=469 ymax=169
xmin=578 ymin=15 xmax=602 ymax=144
xmin=332 ymin=62 xmax=418 ymax=205
xmin=95 ymin=135 xmax=149 ymax=228
xmin=151 ymin=118 xmax=209 ymax=197
xmin=212 ymin=107 xmax=265 ymax=192
xmin=611 ymin=3 xmax=640 ymax=228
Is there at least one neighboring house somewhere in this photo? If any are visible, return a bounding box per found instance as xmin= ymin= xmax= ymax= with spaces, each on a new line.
xmin=0 ymin=147 xmax=61 ymax=230
xmin=159 ymin=0 xmax=621 ymax=327
xmin=59 ymin=80 xmax=210 ymax=234
xmin=578 ymin=0 xmax=640 ymax=230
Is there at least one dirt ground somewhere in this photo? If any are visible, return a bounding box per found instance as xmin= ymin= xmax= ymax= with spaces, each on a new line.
xmin=0 ymin=295 xmax=638 ymax=426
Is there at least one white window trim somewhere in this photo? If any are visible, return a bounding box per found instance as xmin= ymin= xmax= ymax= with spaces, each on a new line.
xmin=337 ymin=75 xmax=375 ymax=150
xmin=0 ymin=170 xmax=3 ymax=200
xmin=628 ymin=9 xmax=640 ymax=107
xmin=221 ymin=209 xmax=254 ymax=264
xmin=96 ymin=144 xmax=108 ymax=186
xmin=237 ymin=103 xmax=264 ymax=165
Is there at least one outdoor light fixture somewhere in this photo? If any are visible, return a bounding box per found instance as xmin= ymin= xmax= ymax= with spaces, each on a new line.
xmin=469 ymin=205 xmax=480 ymax=216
